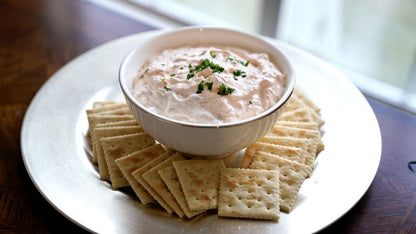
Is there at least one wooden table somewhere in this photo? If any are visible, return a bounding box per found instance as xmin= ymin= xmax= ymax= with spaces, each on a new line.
xmin=1 ymin=0 xmax=415 ymax=233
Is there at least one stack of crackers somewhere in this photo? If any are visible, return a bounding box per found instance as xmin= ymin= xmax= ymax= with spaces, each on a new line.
xmin=85 ymin=88 xmax=324 ymax=222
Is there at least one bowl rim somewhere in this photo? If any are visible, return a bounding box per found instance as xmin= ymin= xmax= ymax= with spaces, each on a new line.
xmin=119 ymin=26 xmax=295 ymax=129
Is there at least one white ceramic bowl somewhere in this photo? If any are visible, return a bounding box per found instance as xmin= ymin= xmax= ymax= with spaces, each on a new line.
xmin=119 ymin=27 xmax=295 ymax=157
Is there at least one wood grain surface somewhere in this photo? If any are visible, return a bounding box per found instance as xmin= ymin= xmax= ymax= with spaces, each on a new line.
xmin=1 ymin=0 xmax=415 ymax=233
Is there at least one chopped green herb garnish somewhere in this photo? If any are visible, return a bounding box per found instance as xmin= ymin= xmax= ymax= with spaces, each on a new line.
xmin=170 ymin=73 xmax=176 ymax=77
xmin=180 ymin=67 xmax=184 ymax=70
xmin=187 ymin=73 xmax=195 ymax=79
xmin=205 ymin=82 xmax=213 ymax=90
xmin=233 ymin=70 xmax=242 ymax=76
xmin=164 ymin=86 xmax=171 ymax=91
xmin=227 ymin=57 xmax=249 ymax=67
xmin=217 ymin=83 xmax=235 ymax=96
xmin=233 ymin=69 xmax=246 ymax=78
xmin=196 ymin=81 xmax=205 ymax=94
xmin=161 ymin=78 xmax=166 ymax=82
xmin=249 ymin=100 xmax=253 ymax=104
xmin=200 ymin=50 xmax=207 ymax=56
xmin=139 ymin=68 xmax=149 ymax=79
xmin=233 ymin=76 xmax=238 ymax=81
xmin=209 ymin=51 xmax=216 ymax=58
xmin=194 ymin=59 xmax=224 ymax=73
xmin=187 ymin=59 xmax=224 ymax=79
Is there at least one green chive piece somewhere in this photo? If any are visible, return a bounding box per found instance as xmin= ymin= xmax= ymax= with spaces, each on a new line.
xmin=217 ymin=83 xmax=235 ymax=96
xmin=205 ymin=82 xmax=213 ymax=90
xmin=187 ymin=73 xmax=194 ymax=79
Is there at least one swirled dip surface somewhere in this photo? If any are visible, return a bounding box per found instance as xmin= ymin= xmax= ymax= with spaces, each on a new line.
xmin=132 ymin=46 xmax=286 ymax=124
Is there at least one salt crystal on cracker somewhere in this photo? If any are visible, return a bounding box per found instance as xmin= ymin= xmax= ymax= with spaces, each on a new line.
xmin=173 ymin=159 xmax=225 ymax=211
xmin=218 ymin=168 xmax=280 ymax=221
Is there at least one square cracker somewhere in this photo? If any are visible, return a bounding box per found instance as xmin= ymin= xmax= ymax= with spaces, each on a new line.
xmin=241 ymin=151 xmax=309 ymax=212
xmin=143 ymin=153 xmax=185 ymax=217
xmin=94 ymin=126 xmax=144 ymax=178
xmin=259 ymin=136 xmax=317 ymax=176
xmin=87 ymin=115 xmax=135 ymax=132
xmin=246 ymin=142 xmax=305 ymax=164
xmin=278 ymin=108 xmax=314 ymax=123
xmin=158 ymin=166 xmax=206 ymax=219
xmin=95 ymin=119 xmax=139 ymax=128
xmin=115 ymin=144 xmax=166 ymax=204
xmin=131 ymin=151 xmax=175 ymax=210
xmin=86 ymin=103 xmax=127 ymax=116
xmin=276 ymin=121 xmax=318 ymax=131
xmin=91 ymin=101 xmax=123 ymax=109
xmin=173 ymin=159 xmax=225 ymax=211
xmin=88 ymin=115 xmax=136 ymax=162
xmin=101 ymin=132 xmax=155 ymax=188
xmin=266 ymin=126 xmax=321 ymax=153
xmin=97 ymin=107 xmax=132 ymax=116
xmin=218 ymin=168 xmax=280 ymax=221
xmin=293 ymin=88 xmax=321 ymax=113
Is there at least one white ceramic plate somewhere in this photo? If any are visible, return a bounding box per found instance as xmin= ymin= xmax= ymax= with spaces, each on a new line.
xmin=21 ymin=30 xmax=381 ymax=234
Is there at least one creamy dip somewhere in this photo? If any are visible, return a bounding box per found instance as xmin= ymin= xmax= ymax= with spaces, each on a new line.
xmin=132 ymin=46 xmax=286 ymax=124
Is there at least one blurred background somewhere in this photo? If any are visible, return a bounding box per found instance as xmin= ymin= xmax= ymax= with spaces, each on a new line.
xmin=88 ymin=0 xmax=416 ymax=113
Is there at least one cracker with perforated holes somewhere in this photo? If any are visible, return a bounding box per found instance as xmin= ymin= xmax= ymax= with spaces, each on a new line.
xmin=278 ymin=108 xmax=314 ymax=123
xmin=131 ymin=150 xmax=175 ymax=211
xmin=86 ymin=103 xmax=128 ymax=116
xmin=158 ymin=166 xmax=206 ymax=218
xmin=91 ymin=101 xmax=120 ymax=108
xmin=267 ymin=125 xmax=322 ymax=155
xmin=94 ymin=126 xmax=144 ymax=179
xmin=115 ymin=144 xmax=166 ymax=204
xmin=259 ymin=136 xmax=317 ymax=176
xmin=88 ymin=115 xmax=136 ymax=163
xmin=95 ymin=119 xmax=139 ymax=128
xmin=218 ymin=168 xmax=280 ymax=221
xmin=241 ymin=151 xmax=309 ymax=212
xmin=284 ymin=91 xmax=325 ymax=127
xmin=101 ymin=132 xmax=155 ymax=189
xmin=276 ymin=121 xmax=319 ymax=131
xmin=143 ymin=153 xmax=186 ymax=217
xmin=293 ymin=88 xmax=321 ymax=113
xmin=173 ymin=159 xmax=225 ymax=211
xmin=246 ymin=142 xmax=305 ymax=164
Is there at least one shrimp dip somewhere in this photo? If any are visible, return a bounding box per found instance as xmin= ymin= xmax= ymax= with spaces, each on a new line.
xmin=132 ymin=46 xmax=287 ymax=124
